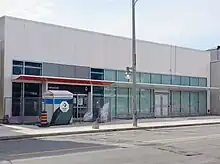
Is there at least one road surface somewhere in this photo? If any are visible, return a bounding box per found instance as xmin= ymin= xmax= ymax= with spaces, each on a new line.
xmin=1 ymin=124 xmax=220 ymax=164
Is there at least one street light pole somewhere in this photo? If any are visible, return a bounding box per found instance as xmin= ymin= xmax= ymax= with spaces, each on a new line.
xmin=132 ymin=0 xmax=138 ymax=127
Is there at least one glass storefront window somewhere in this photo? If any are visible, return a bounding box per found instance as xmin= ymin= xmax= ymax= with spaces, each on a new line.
xmin=151 ymin=74 xmax=161 ymax=84
xmin=190 ymin=92 xmax=199 ymax=114
xmin=104 ymin=69 xmax=116 ymax=81
xmin=25 ymin=67 xmax=41 ymax=76
xmin=13 ymin=60 xmax=42 ymax=76
xmin=12 ymin=82 xmax=23 ymax=116
xmin=170 ymin=91 xmax=181 ymax=115
xmin=104 ymin=87 xmax=116 ymax=117
xmin=128 ymin=89 xmax=140 ymax=115
xmin=93 ymin=86 xmax=104 ymax=95
xmin=181 ymin=76 xmax=190 ymax=86
xmin=13 ymin=66 xmax=23 ymax=75
xmin=24 ymin=83 xmax=42 ymax=116
xmin=13 ymin=60 xmax=23 ymax=66
xmin=190 ymin=77 xmax=199 ymax=86
xmin=171 ymin=75 xmax=181 ymax=85
xmin=140 ymin=89 xmax=152 ymax=116
xmin=25 ymin=62 xmax=42 ymax=68
xmin=117 ymin=70 xmax=128 ymax=82
xmin=91 ymin=73 xmax=104 ymax=80
xmin=116 ymin=88 xmax=129 ymax=116
xmin=141 ymin=73 xmax=151 ymax=83
xmin=136 ymin=72 xmax=141 ymax=83
xmin=181 ymin=91 xmax=190 ymax=115
xmin=162 ymin=74 xmax=171 ymax=84
xmin=199 ymin=78 xmax=207 ymax=87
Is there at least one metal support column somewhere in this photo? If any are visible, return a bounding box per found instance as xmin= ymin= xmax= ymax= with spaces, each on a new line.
xmin=132 ymin=0 xmax=138 ymax=127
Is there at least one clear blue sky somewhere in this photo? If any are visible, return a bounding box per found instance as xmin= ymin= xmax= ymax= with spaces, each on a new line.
xmin=1 ymin=0 xmax=220 ymax=50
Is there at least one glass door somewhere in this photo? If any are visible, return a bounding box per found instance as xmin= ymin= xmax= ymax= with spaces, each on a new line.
xmin=161 ymin=94 xmax=169 ymax=116
xmin=154 ymin=93 xmax=169 ymax=117
xmin=154 ymin=94 xmax=161 ymax=117
xmin=73 ymin=94 xmax=88 ymax=121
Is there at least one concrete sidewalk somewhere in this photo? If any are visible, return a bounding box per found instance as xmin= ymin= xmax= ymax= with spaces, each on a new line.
xmin=1 ymin=116 xmax=220 ymax=141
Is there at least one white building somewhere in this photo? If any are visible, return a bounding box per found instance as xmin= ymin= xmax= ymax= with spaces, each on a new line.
xmin=0 ymin=16 xmax=215 ymax=123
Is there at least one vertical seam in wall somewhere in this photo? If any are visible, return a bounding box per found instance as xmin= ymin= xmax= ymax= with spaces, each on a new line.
xmin=174 ymin=45 xmax=177 ymax=74
xmin=170 ymin=45 xmax=172 ymax=76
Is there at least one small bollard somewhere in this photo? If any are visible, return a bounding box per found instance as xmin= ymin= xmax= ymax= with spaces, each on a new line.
xmin=92 ymin=118 xmax=100 ymax=129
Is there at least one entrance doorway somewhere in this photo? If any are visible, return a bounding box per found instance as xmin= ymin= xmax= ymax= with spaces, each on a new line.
xmin=72 ymin=94 xmax=88 ymax=121
xmin=154 ymin=93 xmax=169 ymax=117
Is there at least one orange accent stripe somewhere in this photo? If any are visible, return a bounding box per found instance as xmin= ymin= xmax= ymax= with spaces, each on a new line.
xmin=41 ymin=117 xmax=47 ymax=119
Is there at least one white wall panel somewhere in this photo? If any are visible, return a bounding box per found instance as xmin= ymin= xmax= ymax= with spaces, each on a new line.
xmin=137 ymin=41 xmax=172 ymax=74
xmin=3 ymin=16 xmax=211 ymax=98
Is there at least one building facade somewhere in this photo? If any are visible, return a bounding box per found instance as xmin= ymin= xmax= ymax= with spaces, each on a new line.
xmin=0 ymin=16 xmax=215 ymax=123
xmin=209 ymin=47 xmax=220 ymax=115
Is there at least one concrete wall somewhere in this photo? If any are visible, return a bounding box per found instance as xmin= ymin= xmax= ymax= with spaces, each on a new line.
xmin=210 ymin=49 xmax=218 ymax=61
xmin=0 ymin=41 xmax=4 ymax=118
xmin=0 ymin=18 xmax=4 ymax=118
xmin=3 ymin=16 xmax=211 ymax=98
xmin=0 ymin=17 xmax=4 ymax=41
xmin=210 ymin=61 xmax=220 ymax=114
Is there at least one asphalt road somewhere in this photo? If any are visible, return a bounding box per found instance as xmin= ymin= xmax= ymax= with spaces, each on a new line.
xmin=2 ymin=124 xmax=220 ymax=164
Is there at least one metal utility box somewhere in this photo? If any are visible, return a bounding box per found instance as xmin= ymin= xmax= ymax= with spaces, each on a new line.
xmin=43 ymin=90 xmax=73 ymax=125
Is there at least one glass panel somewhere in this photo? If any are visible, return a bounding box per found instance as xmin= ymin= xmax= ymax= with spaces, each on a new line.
xmin=136 ymin=72 xmax=141 ymax=83
xmin=12 ymin=83 xmax=23 ymax=116
xmin=171 ymin=75 xmax=181 ymax=85
xmin=24 ymin=83 xmax=42 ymax=116
xmin=104 ymin=69 xmax=116 ymax=81
xmin=190 ymin=77 xmax=199 ymax=86
xmin=25 ymin=67 xmax=41 ymax=76
xmin=181 ymin=91 xmax=190 ymax=115
xmin=199 ymin=91 xmax=207 ymax=115
xmin=141 ymin=73 xmax=150 ymax=83
xmin=91 ymin=73 xmax=104 ymax=80
xmin=117 ymin=70 xmax=128 ymax=82
xmin=93 ymin=86 xmax=104 ymax=95
xmin=116 ymin=88 xmax=129 ymax=117
xmin=190 ymin=92 xmax=199 ymax=115
xmin=162 ymin=74 xmax=171 ymax=84
xmin=151 ymin=74 xmax=161 ymax=84
xmin=104 ymin=87 xmax=115 ymax=96
xmin=104 ymin=87 xmax=116 ymax=117
xmin=91 ymin=68 xmax=104 ymax=74
xmin=199 ymin=78 xmax=207 ymax=87
xmin=128 ymin=89 xmax=140 ymax=115
xmin=13 ymin=60 xmax=23 ymax=66
xmin=13 ymin=66 xmax=23 ymax=75
xmin=181 ymin=76 xmax=190 ymax=86
xmin=140 ymin=89 xmax=151 ymax=116
xmin=25 ymin=61 xmax=42 ymax=68
xmin=24 ymin=83 xmax=42 ymax=97
xmin=170 ymin=91 xmax=181 ymax=116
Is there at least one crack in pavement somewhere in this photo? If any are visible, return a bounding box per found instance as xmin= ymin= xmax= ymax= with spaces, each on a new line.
xmin=154 ymin=145 xmax=203 ymax=157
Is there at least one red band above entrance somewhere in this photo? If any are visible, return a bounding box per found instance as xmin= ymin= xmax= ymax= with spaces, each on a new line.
xmin=13 ymin=75 xmax=114 ymax=86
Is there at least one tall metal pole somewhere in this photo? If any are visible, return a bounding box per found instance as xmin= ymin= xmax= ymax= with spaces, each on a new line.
xmin=132 ymin=0 xmax=137 ymax=127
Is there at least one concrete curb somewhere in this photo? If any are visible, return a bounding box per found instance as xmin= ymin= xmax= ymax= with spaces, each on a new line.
xmin=1 ymin=121 xmax=220 ymax=141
